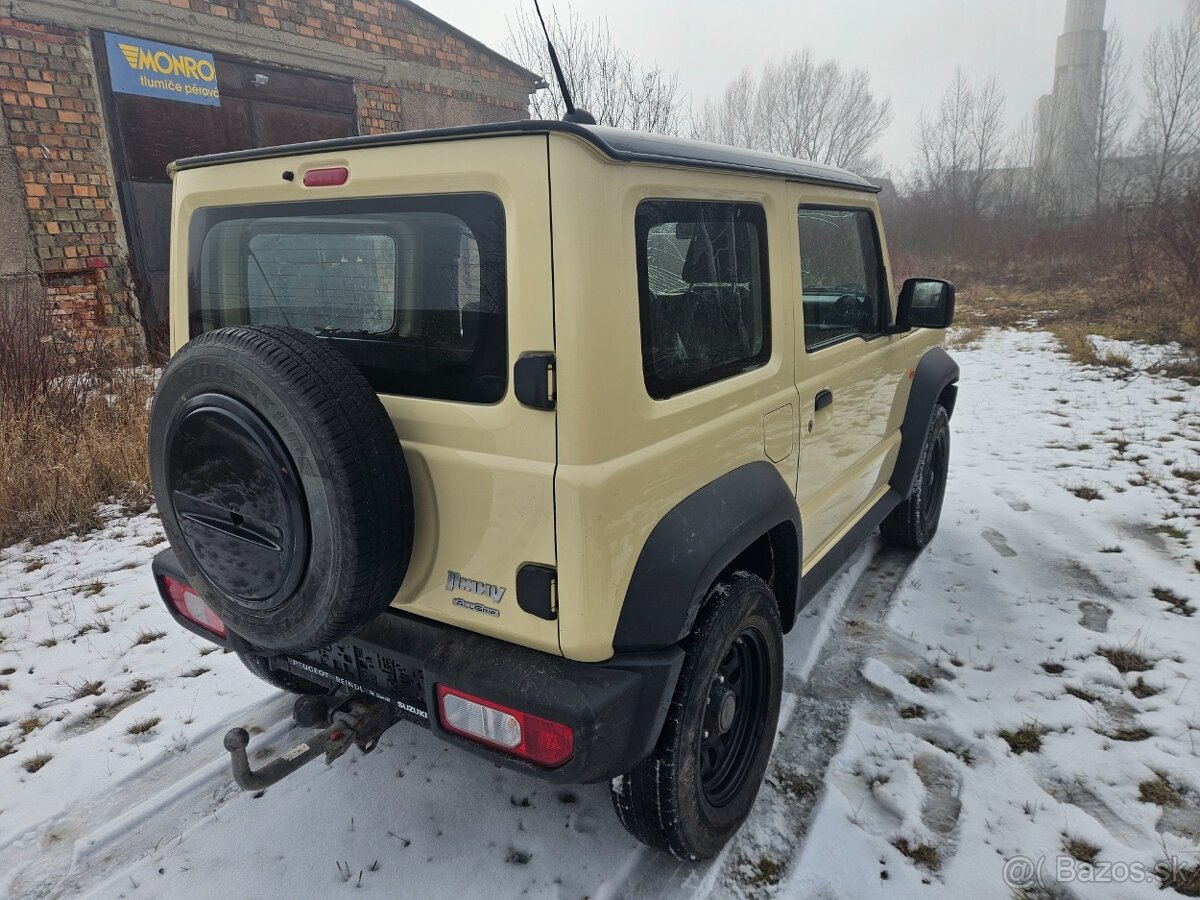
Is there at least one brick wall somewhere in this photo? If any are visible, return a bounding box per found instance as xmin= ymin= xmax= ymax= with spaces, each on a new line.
xmin=152 ymin=0 xmax=534 ymax=93
xmin=0 ymin=2 xmax=534 ymax=356
xmin=0 ymin=17 xmax=140 ymax=355
xmin=357 ymin=81 xmax=525 ymax=134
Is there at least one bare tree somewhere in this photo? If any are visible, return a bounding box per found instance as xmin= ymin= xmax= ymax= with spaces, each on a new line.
xmin=1090 ymin=23 xmax=1134 ymax=215
xmin=1138 ymin=1 xmax=1200 ymax=207
xmin=691 ymin=69 xmax=757 ymax=149
xmin=505 ymin=4 xmax=683 ymax=134
xmin=913 ymin=68 xmax=1006 ymax=219
xmin=693 ymin=52 xmax=892 ymax=172
xmin=966 ymin=75 xmax=1006 ymax=217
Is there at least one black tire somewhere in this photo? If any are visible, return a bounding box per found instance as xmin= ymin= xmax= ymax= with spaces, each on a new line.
xmin=149 ymin=326 xmax=414 ymax=654
xmin=238 ymin=653 xmax=328 ymax=695
xmin=610 ymin=571 xmax=783 ymax=860
xmin=880 ymin=404 xmax=950 ymax=549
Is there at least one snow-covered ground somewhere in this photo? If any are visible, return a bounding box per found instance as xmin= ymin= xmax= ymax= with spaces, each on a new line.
xmin=1 ymin=329 xmax=1197 ymax=899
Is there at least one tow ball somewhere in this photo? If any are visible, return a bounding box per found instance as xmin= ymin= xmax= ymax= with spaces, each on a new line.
xmin=223 ymin=695 xmax=399 ymax=791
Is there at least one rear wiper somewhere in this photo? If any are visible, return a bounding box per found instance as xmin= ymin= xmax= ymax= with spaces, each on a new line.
xmin=247 ymin=248 xmax=293 ymax=327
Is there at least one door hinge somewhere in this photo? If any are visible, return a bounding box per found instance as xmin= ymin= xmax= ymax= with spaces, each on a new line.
xmin=514 ymin=352 xmax=556 ymax=410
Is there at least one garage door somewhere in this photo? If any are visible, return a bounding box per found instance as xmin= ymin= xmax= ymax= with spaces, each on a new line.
xmin=92 ymin=32 xmax=358 ymax=351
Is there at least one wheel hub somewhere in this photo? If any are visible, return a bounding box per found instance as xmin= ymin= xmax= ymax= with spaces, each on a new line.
xmin=707 ymin=684 xmax=737 ymax=735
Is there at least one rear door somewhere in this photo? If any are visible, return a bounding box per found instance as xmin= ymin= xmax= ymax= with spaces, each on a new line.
xmin=174 ymin=134 xmax=560 ymax=654
xmin=788 ymin=186 xmax=899 ymax=562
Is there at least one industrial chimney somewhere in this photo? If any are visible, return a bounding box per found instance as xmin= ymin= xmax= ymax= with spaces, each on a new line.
xmin=1036 ymin=0 xmax=1108 ymax=209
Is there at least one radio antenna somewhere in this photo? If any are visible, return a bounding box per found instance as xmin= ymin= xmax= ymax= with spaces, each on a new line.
xmin=532 ymin=0 xmax=596 ymax=125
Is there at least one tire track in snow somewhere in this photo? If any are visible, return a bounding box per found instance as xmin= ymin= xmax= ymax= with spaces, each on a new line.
xmin=3 ymin=545 xmax=916 ymax=900
xmin=0 ymin=693 xmax=295 ymax=899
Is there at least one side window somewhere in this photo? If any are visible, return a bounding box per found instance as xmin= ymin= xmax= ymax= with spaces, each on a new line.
xmin=797 ymin=207 xmax=887 ymax=351
xmin=635 ymin=200 xmax=771 ymax=399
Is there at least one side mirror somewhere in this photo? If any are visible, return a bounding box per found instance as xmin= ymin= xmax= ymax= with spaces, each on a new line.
xmin=897 ymin=278 xmax=955 ymax=329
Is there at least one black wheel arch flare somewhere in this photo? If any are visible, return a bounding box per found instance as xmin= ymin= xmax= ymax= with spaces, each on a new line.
xmin=613 ymin=462 xmax=801 ymax=653
xmin=889 ymin=346 xmax=960 ymax=499
xmin=612 ymin=347 xmax=959 ymax=654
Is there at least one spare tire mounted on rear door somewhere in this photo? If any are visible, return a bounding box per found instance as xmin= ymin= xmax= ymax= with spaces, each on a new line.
xmin=149 ymin=325 xmax=414 ymax=654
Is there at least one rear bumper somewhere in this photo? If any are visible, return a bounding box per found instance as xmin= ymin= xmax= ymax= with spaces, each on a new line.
xmin=152 ymin=549 xmax=683 ymax=783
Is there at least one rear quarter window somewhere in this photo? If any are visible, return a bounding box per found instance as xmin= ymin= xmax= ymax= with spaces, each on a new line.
xmin=190 ymin=193 xmax=506 ymax=404
xmin=635 ymin=199 xmax=771 ymax=399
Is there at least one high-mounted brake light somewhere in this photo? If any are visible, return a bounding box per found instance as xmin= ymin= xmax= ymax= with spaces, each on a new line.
xmin=437 ymin=685 xmax=574 ymax=768
xmin=302 ymin=166 xmax=348 ymax=187
xmin=161 ymin=575 xmax=226 ymax=637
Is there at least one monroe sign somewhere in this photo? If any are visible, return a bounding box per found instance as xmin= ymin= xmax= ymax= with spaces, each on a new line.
xmin=104 ymin=32 xmax=220 ymax=106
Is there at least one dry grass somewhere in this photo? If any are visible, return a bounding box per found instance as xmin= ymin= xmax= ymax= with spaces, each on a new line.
xmin=1107 ymin=726 xmax=1153 ymax=742
xmin=999 ymin=723 xmax=1046 ymax=754
xmin=0 ymin=281 xmax=152 ymax=550
xmin=1152 ymin=587 xmax=1195 ymax=617
xmin=1068 ymin=484 xmax=1104 ymax=501
xmin=1063 ymin=836 xmax=1100 ymax=866
xmin=734 ymin=855 xmax=787 ymax=888
xmin=1160 ymin=861 xmax=1200 ymax=896
xmin=906 ymin=671 xmax=937 ymax=691
xmin=1138 ymin=773 xmax=1184 ymax=807
xmin=891 ymin=837 xmax=941 ymax=871
xmin=133 ymin=629 xmax=166 ymax=646
xmin=1098 ymin=646 xmax=1155 ymax=674
xmin=70 ymin=679 xmax=105 ymax=700
xmin=22 ymin=752 xmax=51 ymax=773
xmin=773 ymin=768 xmax=818 ymax=800
xmin=126 ymin=717 xmax=160 ymax=735
xmin=894 ymin=237 xmax=1200 ymax=359
xmin=1130 ymin=678 xmax=1162 ymax=699
xmin=1151 ymin=523 xmax=1190 ymax=540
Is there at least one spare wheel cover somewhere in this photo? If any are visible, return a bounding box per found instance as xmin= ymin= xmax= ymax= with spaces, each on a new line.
xmin=149 ymin=325 xmax=414 ymax=654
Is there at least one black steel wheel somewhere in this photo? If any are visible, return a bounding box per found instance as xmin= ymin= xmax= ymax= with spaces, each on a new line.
xmin=922 ymin=425 xmax=949 ymax=523
xmin=610 ymin=571 xmax=783 ymax=860
xmin=881 ymin=404 xmax=951 ymax=550
xmin=698 ymin=626 xmax=772 ymax=811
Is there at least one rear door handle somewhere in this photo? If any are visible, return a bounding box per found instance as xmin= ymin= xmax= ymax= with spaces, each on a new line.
xmin=815 ymin=389 xmax=833 ymax=412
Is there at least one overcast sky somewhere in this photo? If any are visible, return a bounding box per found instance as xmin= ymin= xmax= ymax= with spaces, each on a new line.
xmin=419 ymin=0 xmax=1188 ymax=175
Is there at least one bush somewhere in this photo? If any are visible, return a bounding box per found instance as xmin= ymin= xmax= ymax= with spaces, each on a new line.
xmin=0 ymin=279 xmax=153 ymax=548
xmin=885 ymin=194 xmax=1200 ymax=354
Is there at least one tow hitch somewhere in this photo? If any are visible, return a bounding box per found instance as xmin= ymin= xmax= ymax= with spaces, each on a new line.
xmin=223 ymin=694 xmax=400 ymax=791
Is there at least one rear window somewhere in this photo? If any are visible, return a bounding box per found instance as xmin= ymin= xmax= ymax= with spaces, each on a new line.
xmin=189 ymin=193 xmax=507 ymax=403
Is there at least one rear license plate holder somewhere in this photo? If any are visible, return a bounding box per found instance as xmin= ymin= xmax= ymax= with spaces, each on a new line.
xmin=279 ymin=639 xmax=429 ymax=725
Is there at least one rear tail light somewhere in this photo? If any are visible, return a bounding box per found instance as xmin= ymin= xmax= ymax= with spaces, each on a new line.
xmin=302 ymin=166 xmax=348 ymax=187
xmin=161 ymin=575 xmax=226 ymax=638
xmin=437 ymin=685 xmax=574 ymax=768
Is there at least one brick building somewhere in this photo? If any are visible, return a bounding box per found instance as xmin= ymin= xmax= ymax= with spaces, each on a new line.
xmin=0 ymin=0 xmax=539 ymax=354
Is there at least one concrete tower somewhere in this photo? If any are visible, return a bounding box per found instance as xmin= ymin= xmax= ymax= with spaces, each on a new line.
xmin=1036 ymin=0 xmax=1108 ymax=208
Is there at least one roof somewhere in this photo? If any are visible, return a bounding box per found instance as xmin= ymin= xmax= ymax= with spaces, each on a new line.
xmin=171 ymin=120 xmax=880 ymax=192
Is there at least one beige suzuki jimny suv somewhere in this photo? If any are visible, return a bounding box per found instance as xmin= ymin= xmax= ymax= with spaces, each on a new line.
xmin=148 ymin=120 xmax=957 ymax=860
